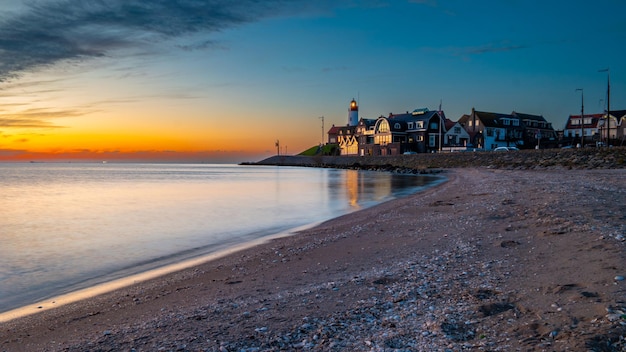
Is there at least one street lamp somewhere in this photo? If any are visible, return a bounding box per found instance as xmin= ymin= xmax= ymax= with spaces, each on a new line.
xmin=319 ymin=116 xmax=325 ymax=146
xmin=576 ymin=88 xmax=584 ymax=147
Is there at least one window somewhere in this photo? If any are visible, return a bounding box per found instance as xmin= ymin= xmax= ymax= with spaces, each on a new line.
xmin=454 ymin=127 xmax=461 ymax=134
xmin=375 ymin=134 xmax=391 ymax=145
xmin=486 ymin=128 xmax=493 ymax=137
xmin=502 ymin=119 xmax=510 ymax=126
xmin=394 ymin=123 xmax=401 ymax=129
xmin=408 ymin=122 xmax=414 ymax=129
xmin=429 ymin=135 xmax=436 ymax=147
xmin=376 ymin=120 xmax=390 ymax=133
xmin=512 ymin=119 xmax=519 ymax=126
xmin=417 ymin=121 xmax=424 ymax=129
xmin=430 ymin=122 xmax=438 ymax=129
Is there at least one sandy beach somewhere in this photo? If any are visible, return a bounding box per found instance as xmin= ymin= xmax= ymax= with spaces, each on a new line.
xmin=1 ymin=168 xmax=625 ymax=351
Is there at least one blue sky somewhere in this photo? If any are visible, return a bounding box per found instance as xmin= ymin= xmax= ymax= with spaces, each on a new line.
xmin=0 ymin=0 xmax=624 ymax=162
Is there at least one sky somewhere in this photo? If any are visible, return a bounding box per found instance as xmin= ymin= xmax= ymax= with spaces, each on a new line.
xmin=0 ymin=0 xmax=624 ymax=163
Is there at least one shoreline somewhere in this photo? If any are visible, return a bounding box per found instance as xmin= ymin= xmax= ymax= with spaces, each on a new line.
xmin=0 ymin=172 xmax=445 ymax=323
xmin=2 ymin=168 xmax=624 ymax=351
xmin=0 ymin=165 xmax=443 ymax=319
xmin=0 ymin=218 xmax=333 ymax=324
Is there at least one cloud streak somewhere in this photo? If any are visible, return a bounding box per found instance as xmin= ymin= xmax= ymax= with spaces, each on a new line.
xmin=0 ymin=107 xmax=90 ymax=128
xmin=0 ymin=0 xmax=304 ymax=81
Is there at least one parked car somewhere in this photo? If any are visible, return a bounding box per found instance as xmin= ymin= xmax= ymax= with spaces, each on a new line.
xmin=494 ymin=146 xmax=519 ymax=152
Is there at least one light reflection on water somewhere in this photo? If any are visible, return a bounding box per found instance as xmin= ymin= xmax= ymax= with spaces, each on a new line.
xmin=0 ymin=163 xmax=441 ymax=312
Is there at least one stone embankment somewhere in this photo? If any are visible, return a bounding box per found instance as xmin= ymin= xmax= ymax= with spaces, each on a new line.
xmin=251 ymin=147 xmax=626 ymax=172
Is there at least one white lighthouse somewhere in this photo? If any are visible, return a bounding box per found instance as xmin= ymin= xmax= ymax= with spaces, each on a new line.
xmin=348 ymin=98 xmax=358 ymax=126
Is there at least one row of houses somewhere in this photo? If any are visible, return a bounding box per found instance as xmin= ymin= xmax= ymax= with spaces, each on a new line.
xmin=327 ymin=99 xmax=626 ymax=156
xmin=562 ymin=110 xmax=626 ymax=146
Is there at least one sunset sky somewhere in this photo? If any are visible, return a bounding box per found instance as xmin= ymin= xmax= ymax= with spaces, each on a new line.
xmin=1 ymin=0 xmax=624 ymax=163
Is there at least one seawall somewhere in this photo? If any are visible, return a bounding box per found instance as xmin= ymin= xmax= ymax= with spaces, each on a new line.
xmin=251 ymin=147 xmax=626 ymax=172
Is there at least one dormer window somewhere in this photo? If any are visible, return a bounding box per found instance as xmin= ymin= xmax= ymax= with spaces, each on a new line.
xmin=394 ymin=123 xmax=401 ymax=129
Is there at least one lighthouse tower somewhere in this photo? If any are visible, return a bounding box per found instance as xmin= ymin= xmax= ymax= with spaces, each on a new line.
xmin=348 ymin=98 xmax=358 ymax=126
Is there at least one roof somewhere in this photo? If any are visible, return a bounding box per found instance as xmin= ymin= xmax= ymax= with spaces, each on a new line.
xmin=473 ymin=110 xmax=516 ymax=128
xmin=608 ymin=109 xmax=626 ymax=119
xmin=512 ymin=111 xmax=547 ymax=122
xmin=564 ymin=113 xmax=604 ymax=130
xmin=358 ymin=118 xmax=377 ymax=127
xmin=327 ymin=125 xmax=341 ymax=134
xmin=388 ymin=110 xmax=442 ymax=122
xmin=444 ymin=119 xmax=456 ymax=130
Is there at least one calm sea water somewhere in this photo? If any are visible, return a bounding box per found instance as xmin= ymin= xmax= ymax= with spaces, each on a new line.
xmin=0 ymin=163 xmax=441 ymax=313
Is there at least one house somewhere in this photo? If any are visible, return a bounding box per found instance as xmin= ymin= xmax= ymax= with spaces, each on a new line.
xmin=443 ymin=120 xmax=471 ymax=150
xmin=335 ymin=124 xmax=359 ymax=155
xmin=458 ymin=109 xmax=523 ymax=150
xmin=512 ymin=111 xmax=557 ymax=148
xmin=357 ymin=109 xmax=446 ymax=156
xmin=606 ymin=110 xmax=626 ymax=145
xmin=459 ymin=108 xmax=556 ymax=150
xmin=563 ymin=113 xmax=605 ymax=147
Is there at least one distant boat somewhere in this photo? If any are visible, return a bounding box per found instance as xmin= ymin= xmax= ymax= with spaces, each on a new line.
xmin=102 ymin=161 xmax=107 ymax=164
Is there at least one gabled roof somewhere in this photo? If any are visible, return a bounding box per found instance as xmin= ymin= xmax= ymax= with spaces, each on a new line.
xmin=359 ymin=118 xmax=377 ymax=125
xmin=608 ymin=110 xmax=626 ymax=119
xmin=473 ymin=110 xmax=516 ymax=128
xmin=444 ymin=119 xmax=456 ymax=130
xmin=388 ymin=110 xmax=442 ymax=122
xmin=512 ymin=111 xmax=547 ymax=122
xmin=327 ymin=125 xmax=342 ymax=134
xmin=564 ymin=113 xmax=604 ymax=129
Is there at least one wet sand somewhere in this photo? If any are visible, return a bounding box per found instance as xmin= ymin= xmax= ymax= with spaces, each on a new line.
xmin=1 ymin=168 xmax=625 ymax=351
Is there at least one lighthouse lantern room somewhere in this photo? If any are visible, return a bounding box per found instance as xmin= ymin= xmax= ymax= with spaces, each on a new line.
xmin=348 ymin=98 xmax=358 ymax=126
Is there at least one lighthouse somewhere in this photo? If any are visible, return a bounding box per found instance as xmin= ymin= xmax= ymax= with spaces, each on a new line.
xmin=348 ymin=98 xmax=358 ymax=126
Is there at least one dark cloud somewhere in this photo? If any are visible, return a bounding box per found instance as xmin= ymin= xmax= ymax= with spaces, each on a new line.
xmin=0 ymin=0 xmax=303 ymax=81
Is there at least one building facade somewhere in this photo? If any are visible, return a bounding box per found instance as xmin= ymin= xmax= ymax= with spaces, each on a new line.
xmin=459 ymin=108 xmax=556 ymax=150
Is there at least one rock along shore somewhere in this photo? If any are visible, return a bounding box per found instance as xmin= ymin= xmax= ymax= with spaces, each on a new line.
xmin=250 ymin=147 xmax=626 ymax=172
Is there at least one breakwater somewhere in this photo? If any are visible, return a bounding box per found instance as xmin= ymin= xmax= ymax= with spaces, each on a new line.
xmin=251 ymin=147 xmax=626 ymax=172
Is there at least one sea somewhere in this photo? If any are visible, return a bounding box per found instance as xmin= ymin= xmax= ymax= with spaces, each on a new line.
xmin=0 ymin=163 xmax=441 ymax=317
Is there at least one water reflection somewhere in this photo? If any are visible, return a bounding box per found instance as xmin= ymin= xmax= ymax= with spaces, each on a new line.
xmin=340 ymin=169 xmax=438 ymax=209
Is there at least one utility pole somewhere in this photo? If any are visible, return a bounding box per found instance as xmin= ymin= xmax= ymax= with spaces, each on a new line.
xmin=599 ymin=68 xmax=610 ymax=146
xmin=275 ymin=139 xmax=280 ymax=155
xmin=576 ymin=88 xmax=584 ymax=147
